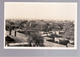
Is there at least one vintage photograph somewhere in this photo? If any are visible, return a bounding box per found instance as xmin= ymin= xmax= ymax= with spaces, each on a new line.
xmin=4 ymin=2 xmax=77 ymax=49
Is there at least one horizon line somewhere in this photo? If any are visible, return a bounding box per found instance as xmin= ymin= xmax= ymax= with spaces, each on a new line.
xmin=6 ymin=18 xmax=74 ymax=21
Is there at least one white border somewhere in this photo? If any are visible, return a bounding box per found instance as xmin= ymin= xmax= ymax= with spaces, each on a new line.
xmin=4 ymin=2 xmax=77 ymax=49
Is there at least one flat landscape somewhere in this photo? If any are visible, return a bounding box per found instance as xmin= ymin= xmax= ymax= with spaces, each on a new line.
xmin=5 ymin=19 xmax=74 ymax=47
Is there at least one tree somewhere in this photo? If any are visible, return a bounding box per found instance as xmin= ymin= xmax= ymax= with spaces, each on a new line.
xmin=27 ymin=32 xmax=44 ymax=47
xmin=62 ymin=21 xmax=74 ymax=38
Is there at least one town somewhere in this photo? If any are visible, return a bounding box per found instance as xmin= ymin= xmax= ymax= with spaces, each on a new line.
xmin=5 ymin=19 xmax=74 ymax=47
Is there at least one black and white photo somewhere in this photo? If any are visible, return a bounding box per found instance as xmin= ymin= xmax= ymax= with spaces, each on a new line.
xmin=4 ymin=2 xmax=77 ymax=49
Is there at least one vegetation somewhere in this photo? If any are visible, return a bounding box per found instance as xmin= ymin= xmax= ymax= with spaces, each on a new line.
xmin=6 ymin=19 xmax=74 ymax=46
xmin=27 ymin=32 xmax=44 ymax=46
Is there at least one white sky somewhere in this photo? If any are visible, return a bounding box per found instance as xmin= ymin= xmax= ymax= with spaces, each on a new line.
xmin=5 ymin=2 xmax=77 ymax=21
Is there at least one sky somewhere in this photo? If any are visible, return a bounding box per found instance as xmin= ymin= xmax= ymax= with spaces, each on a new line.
xmin=5 ymin=2 xmax=77 ymax=21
